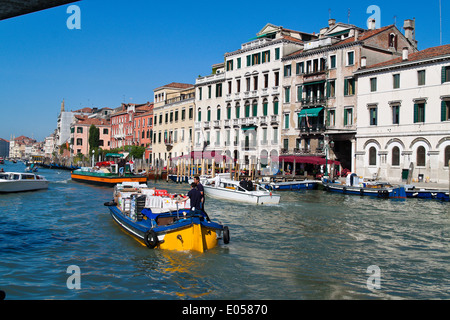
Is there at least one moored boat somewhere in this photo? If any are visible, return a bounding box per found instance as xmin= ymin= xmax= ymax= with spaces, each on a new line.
xmin=203 ymin=176 xmax=281 ymax=205
xmin=322 ymin=175 xmax=406 ymax=199
xmin=0 ymin=172 xmax=49 ymax=193
xmin=260 ymin=179 xmax=318 ymax=191
xmin=404 ymin=185 xmax=449 ymax=201
xmin=104 ymin=182 xmax=229 ymax=252
xmin=71 ymin=165 xmax=147 ymax=187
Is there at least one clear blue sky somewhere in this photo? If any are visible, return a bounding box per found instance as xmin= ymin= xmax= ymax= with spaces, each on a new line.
xmin=0 ymin=0 xmax=448 ymax=142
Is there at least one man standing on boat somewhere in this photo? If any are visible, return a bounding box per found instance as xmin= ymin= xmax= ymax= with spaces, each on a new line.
xmin=194 ymin=176 xmax=205 ymax=211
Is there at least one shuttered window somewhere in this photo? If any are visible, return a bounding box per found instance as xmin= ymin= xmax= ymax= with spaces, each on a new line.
xmin=414 ymin=102 xmax=425 ymax=123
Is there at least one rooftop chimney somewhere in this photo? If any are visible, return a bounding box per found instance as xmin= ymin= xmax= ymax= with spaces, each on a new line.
xmin=368 ymin=18 xmax=376 ymax=30
xmin=361 ymin=56 xmax=367 ymax=68
xmin=403 ymin=19 xmax=415 ymax=41
xmin=402 ymin=47 xmax=409 ymax=60
xmin=328 ymin=19 xmax=336 ymax=27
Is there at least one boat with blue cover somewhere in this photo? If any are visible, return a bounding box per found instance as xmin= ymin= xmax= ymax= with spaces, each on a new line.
xmin=322 ymin=174 xmax=406 ymax=199
xmin=260 ymin=178 xmax=318 ymax=191
xmin=104 ymin=182 xmax=229 ymax=252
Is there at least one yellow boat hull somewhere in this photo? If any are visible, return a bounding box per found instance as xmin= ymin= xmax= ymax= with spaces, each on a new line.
xmin=157 ymin=223 xmax=219 ymax=253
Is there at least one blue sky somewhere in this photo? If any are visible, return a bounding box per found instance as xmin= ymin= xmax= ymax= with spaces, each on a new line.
xmin=0 ymin=0 xmax=448 ymax=142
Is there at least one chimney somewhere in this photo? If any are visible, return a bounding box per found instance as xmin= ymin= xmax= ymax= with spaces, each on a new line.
xmin=354 ymin=29 xmax=359 ymax=41
xmin=361 ymin=56 xmax=367 ymax=68
xmin=368 ymin=18 xmax=376 ymax=30
xmin=403 ymin=19 xmax=414 ymax=41
xmin=328 ymin=19 xmax=336 ymax=27
xmin=402 ymin=47 xmax=409 ymax=60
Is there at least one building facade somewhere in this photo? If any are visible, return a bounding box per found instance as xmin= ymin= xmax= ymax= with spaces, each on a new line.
xmin=281 ymin=19 xmax=417 ymax=174
xmin=152 ymin=83 xmax=195 ymax=168
xmin=70 ymin=117 xmax=111 ymax=156
xmin=194 ymin=24 xmax=315 ymax=171
xmin=110 ymin=102 xmax=152 ymax=149
xmin=133 ymin=109 xmax=154 ymax=163
xmin=354 ymin=44 xmax=450 ymax=183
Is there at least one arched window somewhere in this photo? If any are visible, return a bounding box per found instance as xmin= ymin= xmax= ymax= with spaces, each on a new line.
xmin=417 ymin=146 xmax=426 ymax=166
xmin=392 ymin=146 xmax=400 ymax=166
xmin=207 ymin=107 xmax=211 ymax=121
xmin=197 ymin=108 xmax=201 ymax=122
xmin=273 ymin=98 xmax=279 ymax=115
xmin=227 ymin=103 xmax=232 ymax=120
xmin=216 ymin=105 xmax=221 ymax=121
xmin=369 ymin=147 xmax=377 ymax=166
xmin=235 ymin=102 xmax=240 ymax=119
xmin=445 ymin=146 xmax=450 ymax=167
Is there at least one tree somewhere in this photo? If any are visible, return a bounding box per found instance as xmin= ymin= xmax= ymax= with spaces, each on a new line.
xmin=88 ymin=125 xmax=100 ymax=154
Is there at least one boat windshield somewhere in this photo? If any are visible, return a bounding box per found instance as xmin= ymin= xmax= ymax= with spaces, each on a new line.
xmin=0 ymin=173 xmax=9 ymax=180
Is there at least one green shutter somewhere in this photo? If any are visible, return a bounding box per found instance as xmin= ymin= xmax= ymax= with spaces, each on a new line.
xmin=326 ymin=110 xmax=330 ymax=126
xmin=236 ymin=106 xmax=240 ymax=118
xmin=247 ymin=55 xmax=251 ymax=66
xmin=263 ymin=103 xmax=268 ymax=116
xmin=344 ymin=79 xmax=348 ymax=96
xmin=297 ymin=86 xmax=303 ymax=101
xmin=442 ymin=67 xmax=447 ymax=84
xmin=227 ymin=107 xmax=231 ymax=119
xmin=237 ymin=58 xmax=241 ymax=69
xmin=207 ymin=110 xmax=211 ymax=121
xmin=253 ymin=103 xmax=257 ymax=116
xmin=198 ymin=110 xmax=201 ymax=122
xmin=245 ymin=105 xmax=250 ymax=117
xmin=344 ymin=109 xmax=348 ymax=125
xmin=442 ymin=101 xmax=448 ymax=121
xmin=258 ymin=53 xmax=261 ymax=65
xmin=326 ymin=81 xmax=330 ymax=97
xmin=267 ymin=50 xmax=270 ymax=62
xmin=274 ymin=101 xmax=279 ymax=115
xmin=414 ymin=103 xmax=418 ymax=123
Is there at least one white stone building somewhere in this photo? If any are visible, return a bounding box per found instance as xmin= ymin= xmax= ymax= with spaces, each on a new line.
xmin=354 ymin=44 xmax=450 ymax=183
xmin=194 ymin=24 xmax=316 ymax=170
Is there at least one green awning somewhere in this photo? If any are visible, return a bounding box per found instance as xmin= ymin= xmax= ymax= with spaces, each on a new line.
xmin=242 ymin=126 xmax=257 ymax=131
xmin=105 ymin=153 xmax=124 ymax=158
xmin=303 ymin=80 xmax=325 ymax=86
xmin=298 ymin=107 xmax=324 ymax=117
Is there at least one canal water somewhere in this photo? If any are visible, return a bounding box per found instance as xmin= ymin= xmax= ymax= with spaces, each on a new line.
xmin=0 ymin=161 xmax=449 ymax=300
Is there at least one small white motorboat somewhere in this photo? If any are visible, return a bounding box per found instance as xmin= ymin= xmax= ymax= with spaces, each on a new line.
xmin=203 ymin=176 xmax=280 ymax=205
xmin=0 ymin=172 xmax=49 ymax=193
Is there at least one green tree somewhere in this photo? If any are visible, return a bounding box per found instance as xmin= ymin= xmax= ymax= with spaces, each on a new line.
xmin=88 ymin=125 xmax=100 ymax=154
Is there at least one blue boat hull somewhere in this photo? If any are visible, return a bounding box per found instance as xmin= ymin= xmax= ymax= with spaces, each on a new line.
xmin=405 ymin=189 xmax=449 ymax=201
xmin=263 ymin=181 xmax=318 ymax=190
xmin=323 ymin=183 xmax=406 ymax=199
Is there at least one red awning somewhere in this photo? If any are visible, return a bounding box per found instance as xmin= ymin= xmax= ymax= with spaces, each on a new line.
xmin=278 ymin=155 xmax=340 ymax=166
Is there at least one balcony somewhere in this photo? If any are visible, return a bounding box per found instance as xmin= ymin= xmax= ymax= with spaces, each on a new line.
xmin=272 ymin=86 xmax=280 ymax=95
xmin=259 ymin=116 xmax=268 ymax=125
xmin=270 ymin=115 xmax=279 ymax=124
xmin=203 ymin=121 xmax=211 ymax=129
xmin=301 ymin=97 xmax=326 ymax=107
xmin=298 ymin=124 xmax=326 ymax=134
xmin=224 ymin=119 xmax=231 ymax=128
xmin=213 ymin=120 xmax=222 ymax=128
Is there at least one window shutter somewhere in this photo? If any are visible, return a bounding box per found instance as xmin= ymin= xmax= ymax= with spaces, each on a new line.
xmin=442 ymin=67 xmax=447 ymax=84
xmin=247 ymin=55 xmax=251 ymax=67
xmin=413 ymin=103 xmax=418 ymax=123
xmin=326 ymin=81 xmax=330 ymax=97
xmin=344 ymin=79 xmax=348 ymax=96
xmin=274 ymin=101 xmax=279 ymax=115
xmin=326 ymin=110 xmax=330 ymax=126
xmin=297 ymin=86 xmax=303 ymax=101
xmin=442 ymin=101 xmax=447 ymax=121
xmin=344 ymin=109 xmax=348 ymax=125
